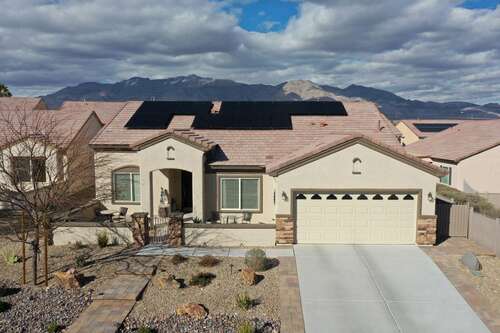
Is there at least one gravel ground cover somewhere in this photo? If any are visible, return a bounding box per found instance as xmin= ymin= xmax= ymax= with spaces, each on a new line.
xmin=127 ymin=255 xmax=280 ymax=332
xmin=0 ymin=278 xmax=92 ymax=333
xmin=120 ymin=314 xmax=280 ymax=333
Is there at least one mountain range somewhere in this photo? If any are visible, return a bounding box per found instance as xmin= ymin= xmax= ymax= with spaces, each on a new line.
xmin=42 ymin=75 xmax=500 ymax=120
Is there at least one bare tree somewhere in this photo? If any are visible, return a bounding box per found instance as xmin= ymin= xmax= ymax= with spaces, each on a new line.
xmin=0 ymin=107 xmax=108 ymax=285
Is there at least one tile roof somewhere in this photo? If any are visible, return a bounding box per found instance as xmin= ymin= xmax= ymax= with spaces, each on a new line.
xmin=406 ymin=119 xmax=500 ymax=162
xmin=0 ymin=108 xmax=99 ymax=149
xmin=0 ymin=97 xmax=47 ymax=111
xmin=60 ymin=101 xmax=127 ymax=124
xmin=91 ymin=101 xmax=405 ymax=167
xmin=398 ymin=119 xmax=468 ymax=139
xmin=267 ymin=134 xmax=445 ymax=176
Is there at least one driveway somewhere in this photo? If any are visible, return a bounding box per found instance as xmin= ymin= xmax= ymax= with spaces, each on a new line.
xmin=294 ymin=245 xmax=490 ymax=333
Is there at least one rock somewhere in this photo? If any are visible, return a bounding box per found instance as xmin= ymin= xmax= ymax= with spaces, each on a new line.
xmin=157 ymin=274 xmax=182 ymax=289
xmin=461 ymin=252 xmax=482 ymax=273
xmin=54 ymin=268 xmax=82 ymax=289
xmin=240 ymin=267 xmax=257 ymax=286
xmin=175 ymin=303 xmax=208 ymax=319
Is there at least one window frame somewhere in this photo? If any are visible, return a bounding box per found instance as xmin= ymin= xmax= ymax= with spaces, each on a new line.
xmin=218 ymin=175 xmax=262 ymax=212
xmin=112 ymin=168 xmax=141 ymax=204
xmin=439 ymin=166 xmax=452 ymax=185
xmin=11 ymin=156 xmax=47 ymax=183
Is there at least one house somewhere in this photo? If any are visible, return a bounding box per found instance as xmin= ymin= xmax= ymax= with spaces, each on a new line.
xmin=407 ymin=119 xmax=500 ymax=207
xmin=59 ymin=101 xmax=127 ymax=125
xmin=0 ymin=106 xmax=106 ymax=210
xmin=396 ymin=119 xmax=466 ymax=145
xmin=90 ymin=100 xmax=444 ymax=247
xmin=0 ymin=97 xmax=48 ymax=111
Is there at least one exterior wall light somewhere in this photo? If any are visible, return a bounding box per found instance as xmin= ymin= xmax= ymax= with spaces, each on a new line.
xmin=427 ymin=192 xmax=434 ymax=202
xmin=281 ymin=191 xmax=288 ymax=201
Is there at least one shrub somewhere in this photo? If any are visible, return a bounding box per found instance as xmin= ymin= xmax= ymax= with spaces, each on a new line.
xmin=96 ymin=231 xmax=109 ymax=248
xmin=237 ymin=321 xmax=255 ymax=333
xmin=198 ymin=255 xmax=220 ymax=267
xmin=244 ymin=248 xmax=268 ymax=271
xmin=137 ymin=327 xmax=153 ymax=333
xmin=0 ymin=301 xmax=10 ymax=313
xmin=193 ymin=217 xmax=203 ymax=224
xmin=236 ymin=292 xmax=254 ymax=310
xmin=75 ymin=254 xmax=88 ymax=268
xmin=111 ymin=237 xmax=119 ymax=246
xmin=171 ymin=254 xmax=188 ymax=265
xmin=47 ymin=322 xmax=60 ymax=333
xmin=71 ymin=241 xmax=87 ymax=250
xmin=189 ymin=272 xmax=216 ymax=287
xmin=0 ymin=244 xmax=20 ymax=265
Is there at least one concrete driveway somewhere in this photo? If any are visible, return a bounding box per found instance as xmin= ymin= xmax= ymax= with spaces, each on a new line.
xmin=294 ymin=245 xmax=490 ymax=333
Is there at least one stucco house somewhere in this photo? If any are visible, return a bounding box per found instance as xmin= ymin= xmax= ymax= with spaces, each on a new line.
xmin=395 ymin=119 xmax=466 ymax=145
xmin=0 ymin=106 xmax=105 ymax=210
xmin=90 ymin=100 xmax=444 ymax=247
xmin=407 ymin=119 xmax=500 ymax=207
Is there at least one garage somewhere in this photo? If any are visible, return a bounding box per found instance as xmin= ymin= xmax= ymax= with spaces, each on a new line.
xmin=296 ymin=192 xmax=418 ymax=244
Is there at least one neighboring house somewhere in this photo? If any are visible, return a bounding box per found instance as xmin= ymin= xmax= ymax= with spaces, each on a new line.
xmin=0 ymin=97 xmax=48 ymax=111
xmin=60 ymin=101 xmax=127 ymax=124
xmin=0 ymin=107 xmax=105 ymax=210
xmin=396 ymin=119 xmax=466 ymax=145
xmin=407 ymin=119 xmax=500 ymax=206
xmin=91 ymin=100 xmax=444 ymax=246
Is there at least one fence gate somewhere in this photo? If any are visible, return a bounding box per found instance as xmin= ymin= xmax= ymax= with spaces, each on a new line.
xmin=149 ymin=216 xmax=168 ymax=244
xmin=436 ymin=198 xmax=470 ymax=238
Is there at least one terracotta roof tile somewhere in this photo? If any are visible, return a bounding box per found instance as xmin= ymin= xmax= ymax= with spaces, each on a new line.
xmin=60 ymin=101 xmax=127 ymax=124
xmin=406 ymin=119 xmax=500 ymax=162
xmin=0 ymin=97 xmax=47 ymax=111
xmin=398 ymin=119 xmax=469 ymax=139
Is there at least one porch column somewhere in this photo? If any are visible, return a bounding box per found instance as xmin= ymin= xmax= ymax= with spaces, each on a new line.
xmin=192 ymin=165 xmax=204 ymax=221
xmin=140 ymin=169 xmax=153 ymax=217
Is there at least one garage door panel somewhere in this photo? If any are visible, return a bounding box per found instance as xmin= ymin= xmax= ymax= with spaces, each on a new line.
xmin=296 ymin=192 xmax=417 ymax=244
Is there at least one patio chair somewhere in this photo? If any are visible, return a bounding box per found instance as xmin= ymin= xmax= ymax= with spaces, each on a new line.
xmin=113 ymin=207 xmax=128 ymax=222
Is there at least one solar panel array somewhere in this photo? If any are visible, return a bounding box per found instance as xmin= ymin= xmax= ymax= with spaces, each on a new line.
xmin=414 ymin=123 xmax=458 ymax=133
xmin=125 ymin=101 xmax=348 ymax=130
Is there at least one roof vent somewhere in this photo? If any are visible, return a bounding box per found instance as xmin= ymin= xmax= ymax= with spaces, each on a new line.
xmin=211 ymin=101 xmax=222 ymax=114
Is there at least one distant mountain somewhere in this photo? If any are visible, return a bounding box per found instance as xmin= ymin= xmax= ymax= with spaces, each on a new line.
xmin=42 ymin=74 xmax=500 ymax=120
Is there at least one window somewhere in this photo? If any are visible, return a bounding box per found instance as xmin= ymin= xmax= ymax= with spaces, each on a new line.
xmin=113 ymin=167 xmax=140 ymax=203
xmin=220 ymin=177 xmax=260 ymax=211
xmin=12 ymin=157 xmax=46 ymax=183
xmin=167 ymin=146 xmax=175 ymax=160
xmin=439 ymin=166 xmax=452 ymax=185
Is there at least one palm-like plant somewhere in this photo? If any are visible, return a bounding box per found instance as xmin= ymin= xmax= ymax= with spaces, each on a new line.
xmin=0 ymin=83 xmax=12 ymax=97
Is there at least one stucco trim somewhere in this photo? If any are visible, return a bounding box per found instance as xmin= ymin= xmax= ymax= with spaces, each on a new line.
xmin=185 ymin=223 xmax=275 ymax=229
xmin=267 ymin=135 xmax=446 ymax=177
xmin=216 ymin=173 xmax=264 ymax=214
xmin=131 ymin=130 xmax=216 ymax=152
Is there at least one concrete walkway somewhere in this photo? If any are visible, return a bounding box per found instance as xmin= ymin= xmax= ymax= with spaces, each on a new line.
xmin=294 ymin=245 xmax=491 ymax=333
xmin=136 ymin=244 xmax=295 ymax=258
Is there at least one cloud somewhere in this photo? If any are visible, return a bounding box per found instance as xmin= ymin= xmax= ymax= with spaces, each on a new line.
xmin=0 ymin=0 xmax=499 ymax=104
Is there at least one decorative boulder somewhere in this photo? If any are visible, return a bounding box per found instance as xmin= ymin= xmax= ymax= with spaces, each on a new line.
xmin=54 ymin=268 xmax=82 ymax=289
xmin=461 ymin=252 xmax=482 ymax=273
xmin=176 ymin=303 xmax=207 ymax=319
xmin=240 ymin=267 xmax=257 ymax=286
xmin=157 ymin=274 xmax=182 ymax=289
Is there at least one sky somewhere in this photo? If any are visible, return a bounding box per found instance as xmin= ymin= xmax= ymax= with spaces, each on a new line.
xmin=1 ymin=0 xmax=499 ymax=104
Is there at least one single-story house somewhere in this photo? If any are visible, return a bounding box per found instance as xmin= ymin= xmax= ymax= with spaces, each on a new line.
xmin=90 ymin=100 xmax=444 ymax=247
xmin=407 ymin=119 xmax=500 ymax=206
xmin=0 ymin=107 xmax=106 ymax=210
xmin=395 ymin=119 xmax=466 ymax=145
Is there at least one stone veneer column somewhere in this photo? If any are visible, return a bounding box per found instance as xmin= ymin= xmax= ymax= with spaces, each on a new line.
xmin=416 ymin=215 xmax=437 ymax=245
xmin=276 ymin=214 xmax=295 ymax=245
xmin=131 ymin=212 xmax=150 ymax=247
xmin=167 ymin=212 xmax=184 ymax=247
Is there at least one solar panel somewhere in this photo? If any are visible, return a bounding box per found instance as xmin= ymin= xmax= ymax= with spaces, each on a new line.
xmin=414 ymin=123 xmax=458 ymax=133
xmin=125 ymin=101 xmax=348 ymax=130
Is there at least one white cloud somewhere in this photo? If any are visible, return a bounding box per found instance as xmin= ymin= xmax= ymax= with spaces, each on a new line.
xmin=0 ymin=0 xmax=499 ymax=104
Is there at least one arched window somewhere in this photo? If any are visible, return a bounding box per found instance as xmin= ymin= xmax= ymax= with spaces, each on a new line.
xmin=167 ymin=146 xmax=175 ymax=160
xmin=113 ymin=166 xmax=140 ymax=202
xmin=352 ymin=158 xmax=362 ymax=174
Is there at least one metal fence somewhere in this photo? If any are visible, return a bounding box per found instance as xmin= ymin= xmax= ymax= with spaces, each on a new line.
xmin=469 ymin=211 xmax=500 ymax=257
xmin=149 ymin=216 xmax=169 ymax=244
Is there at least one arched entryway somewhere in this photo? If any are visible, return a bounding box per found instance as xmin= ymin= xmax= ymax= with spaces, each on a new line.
xmin=151 ymin=168 xmax=193 ymax=218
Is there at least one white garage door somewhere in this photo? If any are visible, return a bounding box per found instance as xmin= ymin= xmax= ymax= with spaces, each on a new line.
xmin=296 ymin=192 xmax=417 ymax=244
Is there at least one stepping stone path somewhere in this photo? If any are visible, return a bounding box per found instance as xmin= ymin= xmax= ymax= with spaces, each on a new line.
xmin=67 ymin=256 xmax=160 ymax=333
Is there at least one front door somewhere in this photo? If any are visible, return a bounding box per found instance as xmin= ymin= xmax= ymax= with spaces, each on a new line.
xmin=181 ymin=170 xmax=193 ymax=213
